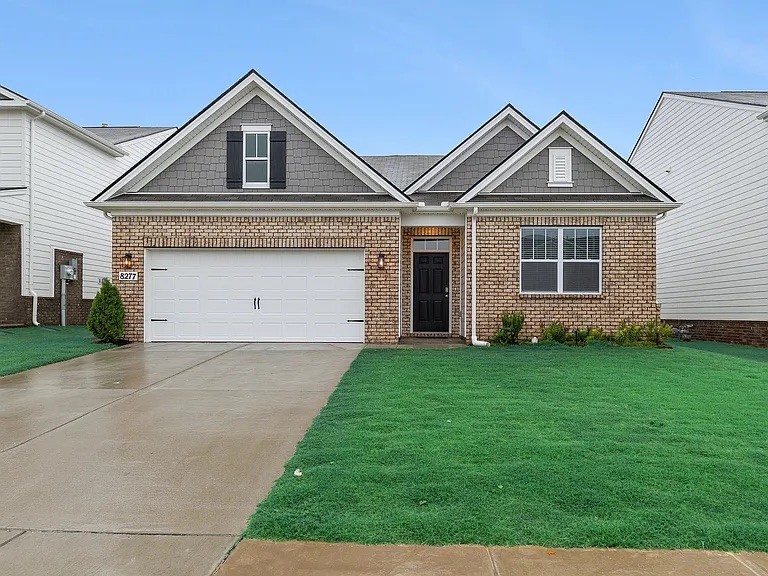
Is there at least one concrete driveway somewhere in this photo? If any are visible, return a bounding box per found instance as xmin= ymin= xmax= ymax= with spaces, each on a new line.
xmin=0 ymin=342 xmax=361 ymax=575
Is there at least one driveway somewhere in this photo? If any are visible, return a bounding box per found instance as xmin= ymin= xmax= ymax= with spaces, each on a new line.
xmin=0 ymin=342 xmax=361 ymax=575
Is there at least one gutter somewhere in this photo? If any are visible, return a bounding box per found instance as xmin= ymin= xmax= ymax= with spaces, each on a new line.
xmin=28 ymin=109 xmax=46 ymax=326
xmin=470 ymin=207 xmax=490 ymax=347
xmin=447 ymin=201 xmax=680 ymax=216
xmin=758 ymin=107 xmax=768 ymax=121
xmin=84 ymin=200 xmax=418 ymax=214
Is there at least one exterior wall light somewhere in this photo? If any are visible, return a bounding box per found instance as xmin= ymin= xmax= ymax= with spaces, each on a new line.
xmin=377 ymin=253 xmax=386 ymax=270
xmin=122 ymin=253 xmax=134 ymax=269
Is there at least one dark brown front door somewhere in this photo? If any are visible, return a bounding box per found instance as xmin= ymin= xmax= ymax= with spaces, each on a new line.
xmin=413 ymin=252 xmax=449 ymax=332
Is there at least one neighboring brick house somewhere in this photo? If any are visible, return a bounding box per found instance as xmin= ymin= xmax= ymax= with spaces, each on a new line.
xmin=630 ymin=91 xmax=768 ymax=346
xmin=89 ymin=70 xmax=677 ymax=344
xmin=0 ymin=83 xmax=174 ymax=327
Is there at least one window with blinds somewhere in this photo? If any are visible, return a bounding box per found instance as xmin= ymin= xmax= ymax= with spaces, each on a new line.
xmin=521 ymin=227 xmax=601 ymax=294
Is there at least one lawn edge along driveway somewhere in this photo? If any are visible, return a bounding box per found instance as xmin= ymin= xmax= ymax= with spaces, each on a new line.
xmin=0 ymin=326 xmax=113 ymax=377
xmin=244 ymin=342 xmax=768 ymax=552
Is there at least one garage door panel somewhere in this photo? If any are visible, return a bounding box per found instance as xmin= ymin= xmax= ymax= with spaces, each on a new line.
xmin=146 ymin=249 xmax=365 ymax=342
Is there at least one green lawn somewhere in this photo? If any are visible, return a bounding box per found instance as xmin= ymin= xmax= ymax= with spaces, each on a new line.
xmin=0 ymin=326 xmax=113 ymax=377
xmin=245 ymin=341 xmax=768 ymax=551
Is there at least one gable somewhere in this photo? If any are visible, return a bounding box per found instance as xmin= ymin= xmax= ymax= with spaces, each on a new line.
xmin=138 ymin=95 xmax=375 ymax=195
xmin=492 ymin=136 xmax=638 ymax=196
xmin=429 ymin=127 xmax=525 ymax=191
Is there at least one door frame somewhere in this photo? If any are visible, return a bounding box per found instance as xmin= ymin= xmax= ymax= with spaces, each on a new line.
xmin=410 ymin=238 xmax=451 ymax=334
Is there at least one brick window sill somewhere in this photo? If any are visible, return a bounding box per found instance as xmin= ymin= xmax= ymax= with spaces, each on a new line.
xmin=519 ymin=293 xmax=603 ymax=300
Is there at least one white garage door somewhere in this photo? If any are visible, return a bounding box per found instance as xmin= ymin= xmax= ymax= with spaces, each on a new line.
xmin=145 ymin=249 xmax=365 ymax=342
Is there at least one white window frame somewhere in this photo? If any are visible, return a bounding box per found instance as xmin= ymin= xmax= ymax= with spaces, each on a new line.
xmin=548 ymin=147 xmax=573 ymax=187
xmin=242 ymin=124 xmax=271 ymax=189
xmin=519 ymin=226 xmax=602 ymax=295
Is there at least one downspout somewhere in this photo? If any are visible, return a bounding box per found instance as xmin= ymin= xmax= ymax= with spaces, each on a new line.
xmin=28 ymin=109 xmax=46 ymax=326
xmin=470 ymin=207 xmax=490 ymax=347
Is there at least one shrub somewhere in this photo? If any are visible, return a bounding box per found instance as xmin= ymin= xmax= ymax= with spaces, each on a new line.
xmin=569 ymin=328 xmax=590 ymax=347
xmin=644 ymin=318 xmax=673 ymax=346
xmin=491 ymin=312 xmax=525 ymax=345
xmin=586 ymin=327 xmax=606 ymax=342
xmin=87 ymin=279 xmax=125 ymax=343
xmin=613 ymin=321 xmax=643 ymax=345
xmin=541 ymin=321 xmax=568 ymax=343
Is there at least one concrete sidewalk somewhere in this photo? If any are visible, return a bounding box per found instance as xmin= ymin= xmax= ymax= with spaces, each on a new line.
xmin=215 ymin=540 xmax=768 ymax=576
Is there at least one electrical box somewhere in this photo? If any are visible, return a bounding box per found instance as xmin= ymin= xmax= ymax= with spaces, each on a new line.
xmin=60 ymin=259 xmax=78 ymax=281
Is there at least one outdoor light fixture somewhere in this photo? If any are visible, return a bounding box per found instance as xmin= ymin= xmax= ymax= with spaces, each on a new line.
xmin=122 ymin=253 xmax=134 ymax=268
xmin=377 ymin=253 xmax=386 ymax=269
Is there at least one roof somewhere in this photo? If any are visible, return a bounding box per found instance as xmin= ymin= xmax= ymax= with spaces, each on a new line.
xmin=0 ymin=84 xmax=125 ymax=157
xmin=670 ymin=91 xmax=768 ymax=107
xmin=83 ymin=126 xmax=175 ymax=144
xmin=361 ymin=155 xmax=442 ymax=189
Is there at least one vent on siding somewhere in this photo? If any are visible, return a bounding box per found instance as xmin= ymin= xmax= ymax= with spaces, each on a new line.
xmin=548 ymin=147 xmax=573 ymax=187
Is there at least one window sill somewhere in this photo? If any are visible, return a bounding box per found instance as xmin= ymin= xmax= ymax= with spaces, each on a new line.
xmin=520 ymin=292 xmax=602 ymax=299
xmin=242 ymin=183 xmax=270 ymax=189
xmin=547 ymin=182 xmax=574 ymax=188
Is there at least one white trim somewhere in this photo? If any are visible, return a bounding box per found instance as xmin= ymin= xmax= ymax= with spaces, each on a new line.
xmin=241 ymin=124 xmax=271 ymax=132
xmin=143 ymin=247 xmax=149 ymax=343
xmin=448 ymin=201 xmax=679 ymax=216
xmin=519 ymin=226 xmax=602 ymax=295
xmin=410 ymin=237 xmax=452 ymax=335
xmin=404 ymin=105 xmax=537 ymax=195
xmin=401 ymin=212 xmax=465 ymax=227
xmin=242 ymin=129 xmax=270 ymax=188
xmin=96 ymin=71 xmax=410 ymax=202
xmin=456 ymin=114 xmax=675 ymax=204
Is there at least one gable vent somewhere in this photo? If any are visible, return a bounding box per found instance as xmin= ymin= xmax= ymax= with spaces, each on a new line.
xmin=548 ymin=147 xmax=573 ymax=187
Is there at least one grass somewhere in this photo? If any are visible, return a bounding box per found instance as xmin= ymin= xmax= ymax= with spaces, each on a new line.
xmin=245 ymin=341 xmax=768 ymax=551
xmin=0 ymin=325 xmax=113 ymax=377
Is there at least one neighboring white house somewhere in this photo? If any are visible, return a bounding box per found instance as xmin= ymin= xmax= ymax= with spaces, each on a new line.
xmin=0 ymin=84 xmax=174 ymax=326
xmin=630 ymin=91 xmax=768 ymax=345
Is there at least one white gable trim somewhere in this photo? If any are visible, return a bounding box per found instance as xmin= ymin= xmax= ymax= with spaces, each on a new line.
xmin=456 ymin=113 xmax=675 ymax=204
xmin=404 ymin=105 xmax=537 ymax=195
xmin=95 ymin=70 xmax=410 ymax=202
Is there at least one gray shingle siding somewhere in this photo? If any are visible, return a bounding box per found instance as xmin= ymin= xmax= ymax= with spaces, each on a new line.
xmin=429 ymin=127 xmax=525 ymax=191
xmin=138 ymin=95 xmax=375 ymax=194
xmin=492 ymin=137 xmax=648 ymax=197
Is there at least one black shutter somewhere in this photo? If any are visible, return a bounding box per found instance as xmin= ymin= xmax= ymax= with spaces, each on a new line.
xmin=226 ymin=131 xmax=243 ymax=189
xmin=270 ymin=131 xmax=287 ymax=189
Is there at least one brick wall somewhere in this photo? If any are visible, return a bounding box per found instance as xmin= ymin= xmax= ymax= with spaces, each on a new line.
xmin=112 ymin=215 xmax=400 ymax=343
xmin=466 ymin=215 xmax=658 ymax=341
xmin=35 ymin=250 xmax=91 ymax=326
xmin=664 ymin=319 xmax=768 ymax=348
xmin=401 ymin=227 xmax=463 ymax=337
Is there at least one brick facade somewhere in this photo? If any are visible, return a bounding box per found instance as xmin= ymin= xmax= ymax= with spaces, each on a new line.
xmin=111 ymin=215 xmax=400 ymax=343
xmin=400 ymin=227 xmax=463 ymax=338
xmin=465 ymin=215 xmax=659 ymax=341
xmin=0 ymin=223 xmax=90 ymax=326
xmin=663 ymin=319 xmax=768 ymax=348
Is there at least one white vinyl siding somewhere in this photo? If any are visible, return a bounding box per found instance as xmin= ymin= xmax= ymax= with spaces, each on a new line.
xmin=631 ymin=96 xmax=768 ymax=321
xmin=0 ymin=115 xmax=173 ymax=300
xmin=0 ymin=110 xmax=25 ymax=188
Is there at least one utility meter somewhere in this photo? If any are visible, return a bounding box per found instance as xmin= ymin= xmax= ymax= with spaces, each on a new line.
xmin=60 ymin=259 xmax=78 ymax=281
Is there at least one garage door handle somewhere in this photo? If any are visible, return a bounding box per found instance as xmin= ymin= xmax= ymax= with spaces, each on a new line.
xmin=254 ymin=297 xmax=260 ymax=310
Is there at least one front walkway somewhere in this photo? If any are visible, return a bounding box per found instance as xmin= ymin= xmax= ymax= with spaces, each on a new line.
xmin=216 ymin=540 xmax=768 ymax=576
xmin=0 ymin=342 xmax=361 ymax=576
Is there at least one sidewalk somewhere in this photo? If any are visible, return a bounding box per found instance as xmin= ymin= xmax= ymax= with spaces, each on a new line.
xmin=215 ymin=540 xmax=768 ymax=576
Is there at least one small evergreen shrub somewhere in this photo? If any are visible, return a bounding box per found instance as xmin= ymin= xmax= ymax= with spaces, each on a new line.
xmin=541 ymin=322 xmax=568 ymax=343
xmin=613 ymin=321 xmax=643 ymax=345
xmin=87 ymin=279 xmax=125 ymax=343
xmin=644 ymin=318 xmax=673 ymax=346
xmin=569 ymin=328 xmax=590 ymax=347
xmin=586 ymin=327 xmax=606 ymax=342
xmin=491 ymin=312 xmax=525 ymax=345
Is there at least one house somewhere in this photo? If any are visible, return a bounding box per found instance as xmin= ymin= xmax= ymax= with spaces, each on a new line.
xmin=630 ymin=91 xmax=768 ymax=346
xmin=88 ymin=70 xmax=677 ymax=344
xmin=0 ymin=84 xmax=175 ymax=327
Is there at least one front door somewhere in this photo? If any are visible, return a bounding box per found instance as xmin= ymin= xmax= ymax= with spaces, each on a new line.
xmin=413 ymin=252 xmax=449 ymax=332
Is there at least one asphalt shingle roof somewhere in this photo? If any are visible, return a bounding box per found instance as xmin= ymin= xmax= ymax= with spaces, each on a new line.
xmin=83 ymin=126 xmax=175 ymax=145
xmin=361 ymin=155 xmax=443 ymax=189
xmin=670 ymin=91 xmax=768 ymax=107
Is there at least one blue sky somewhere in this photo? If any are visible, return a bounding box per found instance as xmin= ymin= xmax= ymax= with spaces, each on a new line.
xmin=2 ymin=0 xmax=766 ymax=157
